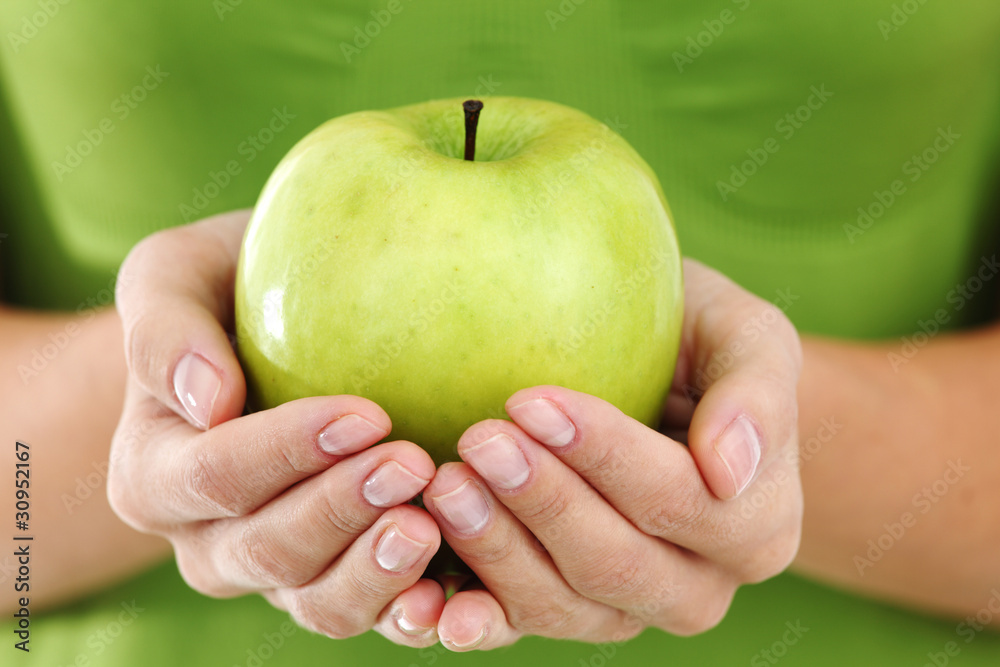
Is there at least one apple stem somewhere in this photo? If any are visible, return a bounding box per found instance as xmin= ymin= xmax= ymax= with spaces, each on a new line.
xmin=463 ymin=99 xmax=483 ymax=161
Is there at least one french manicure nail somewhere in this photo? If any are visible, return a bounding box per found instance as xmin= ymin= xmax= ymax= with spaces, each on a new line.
xmin=714 ymin=415 xmax=762 ymax=498
xmin=506 ymin=399 xmax=576 ymax=447
xmin=375 ymin=524 xmax=431 ymax=573
xmin=462 ymin=434 xmax=530 ymax=490
xmin=318 ymin=414 xmax=386 ymax=455
xmin=363 ymin=461 xmax=430 ymax=507
xmin=173 ymin=353 xmax=221 ymax=429
xmin=432 ymin=480 xmax=490 ymax=535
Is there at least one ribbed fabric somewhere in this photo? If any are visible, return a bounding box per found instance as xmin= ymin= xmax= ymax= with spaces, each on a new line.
xmin=2 ymin=1 xmax=1000 ymax=665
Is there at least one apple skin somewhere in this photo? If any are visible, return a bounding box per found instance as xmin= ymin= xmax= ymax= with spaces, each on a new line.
xmin=235 ymin=97 xmax=683 ymax=465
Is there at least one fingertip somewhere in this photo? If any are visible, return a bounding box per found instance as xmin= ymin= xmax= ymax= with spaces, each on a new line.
xmin=375 ymin=579 xmax=444 ymax=647
xmin=398 ymin=579 xmax=446 ymax=631
xmin=506 ymin=397 xmax=577 ymax=449
xmin=439 ymin=590 xmax=518 ymax=651
xmin=336 ymin=394 xmax=393 ymax=434
xmin=504 ymin=384 xmax=567 ymax=413
xmin=423 ymin=461 xmax=477 ymax=498
xmin=690 ymin=407 xmax=765 ymax=500
xmin=378 ymin=504 xmax=442 ymax=553
xmin=317 ymin=413 xmax=388 ymax=457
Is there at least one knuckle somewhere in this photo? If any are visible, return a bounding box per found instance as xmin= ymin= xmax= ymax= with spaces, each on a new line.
xmin=665 ymin=586 xmax=734 ymax=637
xmin=122 ymin=310 xmax=158 ymax=381
xmin=576 ymin=547 xmax=649 ymax=603
xmin=736 ymin=523 xmax=802 ymax=583
xmin=459 ymin=532 xmax=518 ymax=567
xmin=231 ymin=527 xmax=304 ymax=588
xmin=184 ymin=448 xmax=251 ymax=518
xmin=608 ymin=618 xmax=645 ymax=643
xmin=517 ymin=486 xmax=573 ymax=527
xmin=273 ymin=435 xmax=317 ymax=478
xmin=174 ymin=544 xmax=231 ymax=598
xmin=115 ymin=233 xmax=158 ymax=307
xmin=287 ymin=594 xmax=363 ymax=640
xmin=508 ymin=598 xmax=584 ymax=638
xmin=105 ymin=472 xmax=145 ymax=531
xmin=637 ymin=489 xmax=713 ymax=540
xmin=105 ymin=451 xmax=154 ymax=532
xmin=574 ymin=441 xmax=627 ymax=480
xmin=318 ymin=492 xmax=372 ymax=537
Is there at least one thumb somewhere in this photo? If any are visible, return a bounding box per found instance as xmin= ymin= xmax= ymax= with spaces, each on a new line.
xmin=116 ymin=210 xmax=251 ymax=429
xmin=678 ymin=259 xmax=802 ymax=500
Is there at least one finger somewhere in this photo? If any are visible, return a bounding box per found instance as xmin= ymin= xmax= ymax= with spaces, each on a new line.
xmin=674 ymin=258 xmax=802 ymax=499
xmin=187 ymin=441 xmax=434 ymax=593
xmin=425 ymin=462 xmax=632 ymax=640
xmin=438 ymin=589 xmax=522 ymax=651
xmin=116 ymin=210 xmax=251 ymax=429
xmin=373 ymin=578 xmax=445 ymax=647
xmin=504 ymin=386 xmax=800 ymax=577
xmin=276 ymin=505 xmax=441 ymax=640
xmin=450 ymin=424 xmax=732 ymax=633
xmin=505 ymin=386 xmax=730 ymax=550
xmin=109 ymin=394 xmax=392 ymax=529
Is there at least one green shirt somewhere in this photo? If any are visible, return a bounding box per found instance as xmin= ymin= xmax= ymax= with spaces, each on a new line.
xmin=2 ymin=1 xmax=999 ymax=665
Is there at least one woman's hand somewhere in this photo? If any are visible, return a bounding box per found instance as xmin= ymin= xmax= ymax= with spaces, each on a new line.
xmin=108 ymin=211 xmax=446 ymax=647
xmin=422 ymin=258 xmax=804 ymax=650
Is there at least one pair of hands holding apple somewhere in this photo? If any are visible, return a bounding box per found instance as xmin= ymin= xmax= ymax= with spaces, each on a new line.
xmin=109 ymin=207 xmax=802 ymax=651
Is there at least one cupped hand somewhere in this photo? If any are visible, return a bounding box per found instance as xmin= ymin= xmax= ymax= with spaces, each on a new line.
xmin=423 ymin=258 xmax=804 ymax=650
xmin=108 ymin=210 xmax=445 ymax=647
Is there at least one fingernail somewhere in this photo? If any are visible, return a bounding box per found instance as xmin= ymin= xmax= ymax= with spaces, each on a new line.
xmin=432 ymin=481 xmax=490 ymax=535
xmin=393 ymin=606 xmax=436 ymax=639
xmin=173 ymin=353 xmax=221 ymax=429
xmin=714 ymin=415 xmax=762 ymax=498
xmin=462 ymin=434 xmax=530 ymax=490
xmin=318 ymin=414 xmax=386 ymax=455
xmin=363 ymin=461 xmax=430 ymax=508
xmin=506 ymin=399 xmax=576 ymax=448
xmin=375 ymin=524 xmax=431 ymax=573
xmin=444 ymin=626 xmax=487 ymax=651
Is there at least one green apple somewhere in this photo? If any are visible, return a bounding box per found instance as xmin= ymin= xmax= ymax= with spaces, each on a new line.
xmin=235 ymin=96 xmax=683 ymax=465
